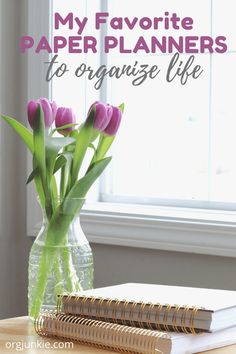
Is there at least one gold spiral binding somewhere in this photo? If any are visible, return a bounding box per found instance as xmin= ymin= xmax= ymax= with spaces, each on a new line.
xmin=162 ymin=304 xmax=172 ymax=332
xmin=89 ymin=296 xmax=97 ymax=319
xmin=129 ymin=301 xmax=138 ymax=327
xmin=171 ymin=304 xmax=181 ymax=333
xmin=80 ymin=296 xmax=89 ymax=317
xmin=105 ymin=298 xmax=113 ymax=319
xmin=64 ymin=294 xmax=73 ymax=315
xmin=35 ymin=311 xmax=170 ymax=354
xmin=111 ymin=299 xmax=121 ymax=324
xmin=180 ymin=305 xmax=191 ymax=334
xmin=109 ymin=299 xmax=116 ymax=323
xmin=189 ymin=306 xmax=199 ymax=334
xmin=74 ymin=295 xmax=80 ymax=315
xmin=71 ymin=295 xmax=78 ymax=315
xmin=95 ymin=297 xmax=105 ymax=319
xmin=121 ymin=300 xmax=130 ymax=326
xmin=56 ymin=293 xmax=203 ymax=334
xmin=137 ymin=302 xmax=146 ymax=328
xmin=87 ymin=296 xmax=95 ymax=318
xmin=146 ymin=303 xmax=155 ymax=330
xmin=154 ymin=303 xmax=163 ymax=331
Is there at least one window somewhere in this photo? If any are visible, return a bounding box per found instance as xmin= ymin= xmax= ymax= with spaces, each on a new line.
xmin=26 ymin=0 xmax=236 ymax=256
xmin=51 ymin=0 xmax=236 ymax=211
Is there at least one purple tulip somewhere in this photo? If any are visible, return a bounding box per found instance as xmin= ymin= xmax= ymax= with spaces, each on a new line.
xmin=55 ymin=107 xmax=76 ymax=135
xmin=50 ymin=101 xmax=58 ymax=120
xmin=104 ymin=106 xmax=122 ymax=136
xmin=27 ymin=98 xmax=55 ymax=129
xmin=89 ymin=102 xmax=113 ymax=132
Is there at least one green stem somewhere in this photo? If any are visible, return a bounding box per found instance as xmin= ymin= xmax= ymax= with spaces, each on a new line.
xmin=86 ymin=134 xmax=114 ymax=175
xmin=53 ymin=252 xmax=64 ymax=298
xmin=60 ymin=164 xmax=66 ymax=200
xmin=29 ymin=245 xmax=56 ymax=319
xmin=61 ymin=236 xmax=83 ymax=293
xmin=29 ymin=200 xmax=84 ymax=318
xmin=51 ymin=176 xmax=59 ymax=212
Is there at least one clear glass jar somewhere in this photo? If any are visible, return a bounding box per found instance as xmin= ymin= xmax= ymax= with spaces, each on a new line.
xmin=28 ymin=198 xmax=94 ymax=318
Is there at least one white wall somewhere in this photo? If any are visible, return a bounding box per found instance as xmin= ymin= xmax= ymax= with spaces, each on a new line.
xmin=0 ymin=0 xmax=32 ymax=319
xmin=91 ymin=244 xmax=236 ymax=291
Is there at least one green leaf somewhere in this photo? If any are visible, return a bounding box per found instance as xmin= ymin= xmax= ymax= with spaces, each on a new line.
xmin=91 ymin=130 xmax=100 ymax=143
xmin=26 ymin=167 xmax=39 ymax=184
xmin=46 ymin=136 xmax=75 ymax=181
xmin=70 ymin=108 xmax=95 ymax=187
xmin=53 ymin=155 xmax=67 ymax=174
xmin=59 ymin=152 xmax=74 ymax=199
xmin=1 ymin=115 xmax=34 ymax=153
xmin=87 ymin=134 xmax=114 ymax=173
xmin=32 ymin=105 xmax=56 ymax=219
xmin=46 ymin=137 xmax=75 ymax=153
xmin=26 ymin=167 xmax=48 ymax=210
xmin=69 ymin=130 xmax=79 ymax=139
xmin=119 ymin=102 xmax=125 ymax=113
xmin=33 ymin=105 xmax=46 ymax=188
xmin=61 ymin=151 xmax=74 ymax=166
xmin=88 ymin=143 xmax=96 ymax=152
xmin=45 ymin=157 xmax=111 ymax=246
xmin=51 ymin=176 xmax=58 ymax=211
xmin=68 ymin=157 xmax=112 ymax=201
xmin=96 ymin=134 xmax=115 ymax=162
xmin=1 ymin=113 xmax=46 ymax=210
xmin=50 ymin=123 xmax=79 ymax=136
xmin=34 ymin=175 xmax=46 ymax=209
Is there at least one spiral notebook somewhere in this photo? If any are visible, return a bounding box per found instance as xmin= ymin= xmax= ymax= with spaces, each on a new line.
xmin=57 ymin=283 xmax=236 ymax=333
xmin=35 ymin=311 xmax=236 ymax=354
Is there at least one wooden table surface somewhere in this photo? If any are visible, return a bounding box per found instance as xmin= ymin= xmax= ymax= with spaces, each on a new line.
xmin=0 ymin=317 xmax=236 ymax=354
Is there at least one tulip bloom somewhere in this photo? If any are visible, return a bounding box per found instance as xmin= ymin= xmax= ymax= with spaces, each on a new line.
xmin=27 ymin=98 xmax=56 ymax=129
xmin=50 ymin=101 xmax=58 ymax=120
xmin=104 ymin=106 xmax=122 ymax=136
xmin=89 ymin=102 xmax=113 ymax=132
xmin=55 ymin=107 xmax=76 ymax=135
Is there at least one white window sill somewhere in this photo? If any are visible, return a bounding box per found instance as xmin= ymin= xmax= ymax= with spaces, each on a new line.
xmin=80 ymin=202 xmax=236 ymax=258
xmin=28 ymin=201 xmax=236 ymax=258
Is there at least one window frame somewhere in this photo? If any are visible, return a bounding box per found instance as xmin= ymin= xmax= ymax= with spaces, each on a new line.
xmin=26 ymin=0 xmax=236 ymax=258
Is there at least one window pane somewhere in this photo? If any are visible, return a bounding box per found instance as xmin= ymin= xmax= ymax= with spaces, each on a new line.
xmin=108 ymin=54 xmax=210 ymax=200
xmin=212 ymin=0 xmax=236 ymax=52
xmin=108 ymin=0 xmax=211 ymax=45
xmin=210 ymin=53 xmax=236 ymax=202
xmin=101 ymin=0 xmax=236 ymax=205
xmin=52 ymin=0 xmax=100 ymax=118
xmin=51 ymin=0 xmax=236 ymax=207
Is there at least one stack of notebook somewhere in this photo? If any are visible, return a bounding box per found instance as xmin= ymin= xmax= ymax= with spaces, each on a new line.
xmin=35 ymin=283 xmax=236 ymax=354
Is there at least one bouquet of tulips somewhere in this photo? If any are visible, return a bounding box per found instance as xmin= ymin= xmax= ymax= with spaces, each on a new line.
xmin=1 ymin=98 xmax=123 ymax=317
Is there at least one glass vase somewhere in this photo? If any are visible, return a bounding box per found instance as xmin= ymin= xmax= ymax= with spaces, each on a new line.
xmin=28 ymin=198 xmax=94 ymax=319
